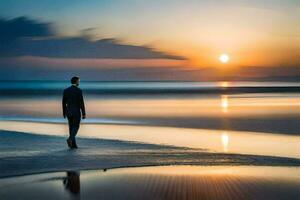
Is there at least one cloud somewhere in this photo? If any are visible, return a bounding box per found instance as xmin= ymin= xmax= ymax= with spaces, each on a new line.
xmin=0 ymin=16 xmax=185 ymax=60
xmin=0 ymin=16 xmax=53 ymax=41
xmin=15 ymin=37 xmax=184 ymax=59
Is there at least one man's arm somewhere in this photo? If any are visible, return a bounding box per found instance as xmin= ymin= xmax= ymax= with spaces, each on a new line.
xmin=79 ymin=90 xmax=86 ymax=119
xmin=62 ymin=90 xmax=67 ymax=118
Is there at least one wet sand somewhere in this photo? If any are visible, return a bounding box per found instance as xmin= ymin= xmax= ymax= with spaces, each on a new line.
xmin=1 ymin=130 xmax=300 ymax=178
xmin=1 ymin=121 xmax=300 ymax=159
xmin=1 ymin=165 xmax=300 ymax=200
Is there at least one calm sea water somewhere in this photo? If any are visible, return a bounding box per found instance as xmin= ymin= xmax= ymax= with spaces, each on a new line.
xmin=0 ymin=81 xmax=300 ymax=158
xmin=0 ymin=81 xmax=299 ymax=134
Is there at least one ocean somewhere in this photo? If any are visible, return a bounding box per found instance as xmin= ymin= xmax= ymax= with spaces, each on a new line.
xmin=0 ymin=81 xmax=299 ymax=133
xmin=0 ymin=81 xmax=300 ymax=161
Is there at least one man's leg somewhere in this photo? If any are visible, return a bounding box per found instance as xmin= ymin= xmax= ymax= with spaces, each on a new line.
xmin=67 ymin=116 xmax=74 ymax=148
xmin=70 ymin=116 xmax=81 ymax=148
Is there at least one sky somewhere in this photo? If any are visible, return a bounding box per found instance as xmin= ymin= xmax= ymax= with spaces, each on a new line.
xmin=0 ymin=0 xmax=299 ymax=80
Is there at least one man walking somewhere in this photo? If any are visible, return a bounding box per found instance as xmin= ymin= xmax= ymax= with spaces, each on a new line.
xmin=62 ymin=76 xmax=86 ymax=148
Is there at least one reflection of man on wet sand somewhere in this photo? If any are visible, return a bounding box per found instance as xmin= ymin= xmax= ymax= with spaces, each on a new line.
xmin=63 ymin=171 xmax=80 ymax=195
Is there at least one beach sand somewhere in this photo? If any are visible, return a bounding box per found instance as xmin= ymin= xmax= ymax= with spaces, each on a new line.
xmin=1 ymin=121 xmax=300 ymax=159
xmin=1 ymin=128 xmax=300 ymax=178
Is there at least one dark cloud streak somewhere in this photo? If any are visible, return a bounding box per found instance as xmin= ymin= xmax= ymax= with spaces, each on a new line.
xmin=0 ymin=16 xmax=185 ymax=60
xmin=0 ymin=16 xmax=53 ymax=41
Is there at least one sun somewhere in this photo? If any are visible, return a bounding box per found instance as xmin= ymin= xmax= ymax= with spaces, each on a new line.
xmin=219 ymin=54 xmax=230 ymax=64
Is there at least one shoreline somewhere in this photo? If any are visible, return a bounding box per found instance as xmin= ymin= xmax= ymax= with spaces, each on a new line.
xmin=2 ymin=162 xmax=300 ymax=180
xmin=1 ymin=121 xmax=300 ymax=159
xmin=1 ymin=130 xmax=300 ymax=178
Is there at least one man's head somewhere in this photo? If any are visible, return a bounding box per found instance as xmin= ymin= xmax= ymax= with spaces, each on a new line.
xmin=71 ymin=76 xmax=80 ymax=86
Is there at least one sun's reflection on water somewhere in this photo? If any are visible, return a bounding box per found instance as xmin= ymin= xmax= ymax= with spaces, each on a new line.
xmin=220 ymin=81 xmax=229 ymax=88
xmin=221 ymin=95 xmax=229 ymax=113
xmin=221 ymin=132 xmax=229 ymax=152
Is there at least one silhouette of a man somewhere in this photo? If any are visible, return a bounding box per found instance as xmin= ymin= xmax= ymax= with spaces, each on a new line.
xmin=62 ymin=76 xmax=86 ymax=148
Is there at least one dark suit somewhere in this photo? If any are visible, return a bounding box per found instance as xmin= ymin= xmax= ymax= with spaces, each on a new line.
xmin=62 ymin=85 xmax=86 ymax=147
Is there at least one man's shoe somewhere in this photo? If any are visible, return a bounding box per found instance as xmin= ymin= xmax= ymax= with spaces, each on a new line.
xmin=66 ymin=139 xmax=72 ymax=148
